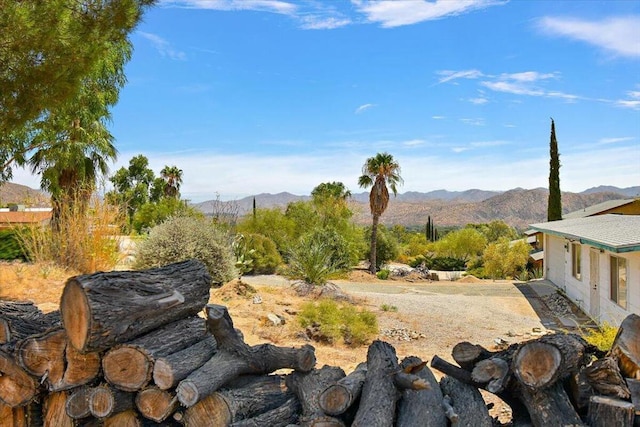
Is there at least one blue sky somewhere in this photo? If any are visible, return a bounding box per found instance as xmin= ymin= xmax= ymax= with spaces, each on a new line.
xmin=14 ymin=0 xmax=640 ymax=202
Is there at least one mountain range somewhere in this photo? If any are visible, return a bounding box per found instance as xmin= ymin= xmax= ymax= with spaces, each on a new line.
xmin=2 ymin=182 xmax=638 ymax=230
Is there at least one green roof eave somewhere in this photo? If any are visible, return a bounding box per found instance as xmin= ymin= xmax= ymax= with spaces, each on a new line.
xmin=530 ymin=226 xmax=640 ymax=253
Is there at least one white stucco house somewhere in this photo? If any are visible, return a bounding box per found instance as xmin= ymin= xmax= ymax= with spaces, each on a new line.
xmin=529 ymin=214 xmax=640 ymax=326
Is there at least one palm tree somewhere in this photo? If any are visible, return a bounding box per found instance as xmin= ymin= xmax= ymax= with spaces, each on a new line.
xmin=160 ymin=165 xmax=183 ymax=199
xmin=358 ymin=152 xmax=403 ymax=274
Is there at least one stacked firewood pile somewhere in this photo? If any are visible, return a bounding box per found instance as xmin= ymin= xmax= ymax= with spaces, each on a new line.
xmin=0 ymin=259 xmax=638 ymax=426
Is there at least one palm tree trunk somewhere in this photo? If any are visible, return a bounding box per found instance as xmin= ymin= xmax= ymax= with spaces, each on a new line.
xmin=370 ymin=214 xmax=379 ymax=274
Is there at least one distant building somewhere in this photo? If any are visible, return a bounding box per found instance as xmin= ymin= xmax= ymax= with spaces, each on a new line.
xmin=0 ymin=208 xmax=52 ymax=230
xmin=529 ymin=214 xmax=640 ymax=326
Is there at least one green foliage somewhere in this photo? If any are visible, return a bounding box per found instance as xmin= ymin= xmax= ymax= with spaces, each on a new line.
xmin=0 ymin=229 xmax=27 ymax=260
xmin=429 ymin=256 xmax=467 ymax=271
xmin=467 ymin=221 xmax=519 ymax=243
xmin=132 ymin=198 xmax=201 ymax=234
xmin=433 ymin=227 xmax=487 ymax=263
xmin=134 ymin=216 xmax=237 ymax=287
xmin=380 ymin=304 xmax=398 ymax=312
xmin=482 ymin=237 xmax=531 ymax=279
xmin=242 ymin=233 xmax=282 ymax=275
xmin=298 ymin=299 xmax=378 ymax=346
xmin=237 ymin=208 xmax=296 ymax=256
xmin=581 ymin=322 xmax=618 ymax=352
xmin=286 ymin=235 xmax=336 ymax=286
xmin=376 ymin=269 xmax=390 ymax=280
xmin=364 ymin=225 xmax=399 ymax=270
xmin=548 ymin=118 xmax=562 ymax=221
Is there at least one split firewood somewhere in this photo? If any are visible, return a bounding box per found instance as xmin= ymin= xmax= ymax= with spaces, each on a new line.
xmin=318 ymin=362 xmax=367 ymax=416
xmin=513 ymin=333 xmax=595 ymax=389
xmin=587 ymin=395 xmax=635 ymax=427
xmin=439 ymin=376 xmax=492 ymax=427
xmin=0 ymin=400 xmax=43 ymax=427
xmin=286 ymin=365 xmax=346 ymax=427
xmin=0 ymin=348 xmax=39 ymax=407
xmin=43 ymin=390 xmax=74 ymax=427
xmin=0 ymin=301 xmax=60 ymax=344
xmin=103 ymin=409 xmax=140 ymax=427
xmin=102 ymin=316 xmax=206 ymax=391
xmin=153 ymin=335 xmax=217 ymax=390
xmin=136 ymin=387 xmax=179 ymax=423
xmin=88 ymin=384 xmax=135 ymax=419
xmin=60 ymin=259 xmax=211 ymax=353
xmin=230 ymin=396 xmax=301 ymax=427
xmin=352 ymin=341 xmax=428 ymax=427
xmin=626 ymin=378 xmax=640 ymax=418
xmin=16 ymin=328 xmax=100 ymax=391
xmin=396 ymin=356 xmax=446 ymax=427
xmin=65 ymin=385 xmax=95 ymax=420
xmin=585 ymin=356 xmax=631 ymax=399
xmin=610 ymin=313 xmax=640 ymax=379
xmin=176 ymin=304 xmax=315 ymax=408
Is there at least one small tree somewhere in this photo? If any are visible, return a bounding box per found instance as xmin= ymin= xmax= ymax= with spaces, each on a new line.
xmin=547 ymin=118 xmax=562 ymax=221
xmin=482 ymin=237 xmax=531 ymax=280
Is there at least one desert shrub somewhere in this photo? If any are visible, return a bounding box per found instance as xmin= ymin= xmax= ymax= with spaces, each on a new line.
xmin=581 ymin=322 xmax=618 ymax=352
xmin=364 ymin=225 xmax=399 ymax=270
xmin=380 ymin=303 xmax=398 ymax=312
xmin=243 ymin=233 xmax=282 ymax=274
xmin=376 ymin=269 xmax=390 ymax=280
xmin=482 ymin=237 xmax=530 ymax=279
xmin=17 ymin=197 xmax=122 ymax=273
xmin=285 ymin=234 xmax=336 ymax=286
xmin=0 ymin=229 xmax=27 ymax=261
xmin=134 ymin=216 xmax=237 ymax=286
xmin=429 ymin=256 xmax=466 ymax=271
xmin=132 ymin=198 xmax=203 ymax=234
xmin=298 ymin=299 xmax=378 ymax=346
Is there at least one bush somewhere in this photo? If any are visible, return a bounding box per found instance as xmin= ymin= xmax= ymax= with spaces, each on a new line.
xmin=134 ymin=216 xmax=237 ymax=286
xmin=243 ymin=233 xmax=282 ymax=274
xmin=0 ymin=229 xmax=27 ymax=261
xmin=581 ymin=322 xmax=618 ymax=352
xmin=376 ymin=269 xmax=390 ymax=280
xmin=298 ymin=299 xmax=378 ymax=346
xmin=285 ymin=234 xmax=336 ymax=286
xmin=364 ymin=226 xmax=399 ymax=270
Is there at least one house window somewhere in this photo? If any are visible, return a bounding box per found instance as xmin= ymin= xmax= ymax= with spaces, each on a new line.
xmin=572 ymin=243 xmax=581 ymax=280
xmin=610 ymin=256 xmax=627 ymax=309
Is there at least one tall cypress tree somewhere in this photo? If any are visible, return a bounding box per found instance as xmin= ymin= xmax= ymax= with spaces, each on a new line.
xmin=547 ymin=118 xmax=562 ymax=221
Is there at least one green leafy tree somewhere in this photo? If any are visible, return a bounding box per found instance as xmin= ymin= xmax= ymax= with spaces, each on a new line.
xmin=548 ymin=118 xmax=562 ymax=221
xmin=364 ymin=225 xmax=400 ymax=271
xmin=358 ymin=153 xmax=403 ymax=273
xmin=0 ymin=0 xmax=154 ymax=181
xmin=132 ymin=198 xmax=202 ymax=234
xmin=237 ymin=207 xmax=296 ymax=256
xmin=433 ymin=227 xmax=487 ymax=264
xmin=311 ymin=181 xmax=353 ymax=228
xmin=468 ymin=221 xmax=519 ymax=243
xmin=482 ymin=237 xmax=531 ymax=279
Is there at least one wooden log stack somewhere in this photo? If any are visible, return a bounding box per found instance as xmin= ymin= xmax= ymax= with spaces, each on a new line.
xmin=0 ymin=259 xmax=638 ymax=426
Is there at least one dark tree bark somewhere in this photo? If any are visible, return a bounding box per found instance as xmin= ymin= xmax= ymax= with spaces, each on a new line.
xmin=89 ymin=384 xmax=135 ymax=419
xmin=626 ymin=378 xmax=640 ymax=419
xmin=318 ymin=362 xmax=367 ymax=416
xmin=135 ymin=386 xmax=178 ymax=423
xmin=396 ymin=356 xmax=447 ymax=427
xmin=286 ymin=365 xmax=346 ymax=427
xmin=0 ymin=348 xmax=38 ymax=407
xmin=0 ymin=301 xmax=60 ymax=344
xmin=59 ymin=259 xmax=211 ymax=353
xmin=176 ymin=305 xmax=315 ymax=408
xmin=102 ymin=316 xmax=206 ymax=391
xmin=585 ymin=356 xmax=630 ymax=399
xmin=611 ymin=313 xmax=640 ymax=379
xmin=153 ymin=335 xmax=217 ymax=390
xmin=16 ymin=328 xmax=100 ymax=391
xmin=588 ymin=395 xmax=635 ymax=427
xmin=452 ymin=341 xmax=495 ymax=371
xmin=518 ymin=381 xmax=584 ymax=427
xmin=439 ymin=375 xmax=492 ymax=427
xmin=230 ymin=396 xmax=301 ymax=427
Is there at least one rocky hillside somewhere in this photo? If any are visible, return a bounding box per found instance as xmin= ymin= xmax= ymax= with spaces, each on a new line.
xmin=0 ymin=182 xmax=49 ymax=207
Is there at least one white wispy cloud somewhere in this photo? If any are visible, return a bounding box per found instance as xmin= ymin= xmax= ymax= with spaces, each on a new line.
xmin=460 ymin=118 xmax=485 ymax=126
xmin=537 ymin=16 xmax=640 ymax=58
xmin=614 ymin=90 xmax=640 ymax=110
xmin=436 ymin=69 xmax=484 ymax=84
xmin=598 ymin=136 xmax=635 ymax=144
xmin=431 ymin=115 xmax=446 ymax=120
xmin=353 ymin=0 xmax=507 ymax=28
xmin=355 ymin=103 xmax=376 ymax=114
xmin=299 ymin=15 xmax=352 ymax=30
xmin=469 ymin=97 xmax=489 ymax=104
xmin=161 ymin=0 xmax=297 ymax=15
xmin=402 ymin=139 xmax=427 ymax=147
xmin=138 ymin=32 xmax=187 ymax=61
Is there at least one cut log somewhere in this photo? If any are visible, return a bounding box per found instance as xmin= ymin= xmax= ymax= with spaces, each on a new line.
xmin=611 ymin=313 xmax=640 ymax=380
xmin=396 ymin=356 xmax=447 ymax=427
xmin=439 ymin=375 xmax=492 ymax=427
xmin=0 ymin=301 xmax=60 ymax=344
xmin=585 ymin=356 xmax=631 ymax=399
xmin=135 ymin=386 xmax=178 ymax=423
xmin=59 ymin=259 xmax=211 ymax=353
xmin=286 ymin=365 xmax=346 ymax=427
xmin=627 ymin=378 xmax=640 ymax=417
xmin=353 ymin=340 xmax=405 ymax=426
xmin=16 ymin=328 xmax=100 ymax=391
xmin=102 ymin=316 xmax=206 ymax=391
xmin=43 ymin=391 xmax=74 ymax=427
xmin=513 ymin=333 xmax=593 ymax=389
xmin=0 ymin=348 xmax=38 ymax=407
xmin=0 ymin=401 xmax=43 ymax=427
xmin=569 ymin=368 xmax=594 ymax=413
xmin=471 ymin=357 xmax=510 ymax=394
xmin=452 ymin=341 xmax=495 ymax=371
xmin=176 ymin=304 xmax=315 ymax=407
xmin=518 ymin=381 xmax=584 ymax=427
xmin=588 ymin=395 xmax=635 ymax=427
xmin=229 ymin=396 xmax=301 ymax=427
xmin=318 ymin=362 xmax=367 ymax=416
xmin=89 ymin=384 xmax=135 ymax=419
xmin=153 ymin=336 xmax=217 ymax=390
xmin=430 ymin=354 xmax=483 ymax=388
xmin=65 ymin=386 xmax=95 ymax=420
xmin=103 ymin=409 xmax=140 ymax=427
